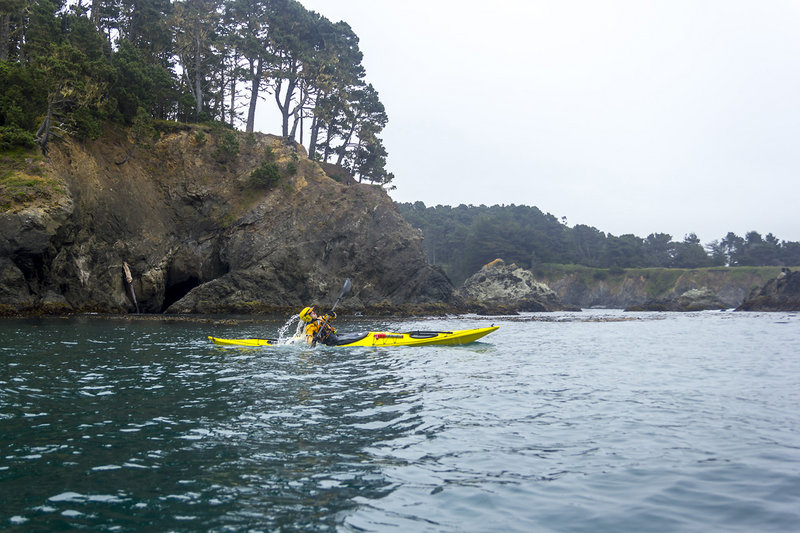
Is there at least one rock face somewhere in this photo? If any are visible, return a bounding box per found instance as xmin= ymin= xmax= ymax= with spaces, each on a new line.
xmin=456 ymin=259 xmax=574 ymax=312
xmin=0 ymin=128 xmax=454 ymax=315
xmin=535 ymin=266 xmax=788 ymax=309
xmin=737 ymin=269 xmax=800 ymax=311
xmin=625 ymin=288 xmax=728 ymax=312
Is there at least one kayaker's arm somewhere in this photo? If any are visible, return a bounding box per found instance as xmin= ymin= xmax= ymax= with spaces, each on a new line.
xmin=310 ymin=315 xmax=336 ymax=346
xmin=304 ymin=321 xmax=319 ymax=346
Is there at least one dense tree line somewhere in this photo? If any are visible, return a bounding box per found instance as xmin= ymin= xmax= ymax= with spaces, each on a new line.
xmin=0 ymin=0 xmax=392 ymax=184
xmin=398 ymin=202 xmax=800 ymax=285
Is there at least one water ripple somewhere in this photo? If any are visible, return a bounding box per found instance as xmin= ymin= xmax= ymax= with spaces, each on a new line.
xmin=1 ymin=313 xmax=799 ymax=531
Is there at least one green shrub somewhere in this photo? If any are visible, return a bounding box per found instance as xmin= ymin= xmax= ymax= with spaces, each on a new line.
xmin=286 ymin=160 xmax=297 ymax=175
xmin=70 ymin=106 xmax=103 ymax=140
xmin=0 ymin=126 xmax=36 ymax=150
xmin=213 ymin=130 xmax=239 ymax=161
xmin=249 ymin=161 xmax=281 ymax=188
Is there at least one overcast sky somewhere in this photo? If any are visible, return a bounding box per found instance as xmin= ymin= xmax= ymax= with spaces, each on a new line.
xmin=255 ymin=1 xmax=800 ymax=244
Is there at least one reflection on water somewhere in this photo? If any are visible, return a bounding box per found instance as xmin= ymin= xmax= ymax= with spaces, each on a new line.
xmin=2 ymin=311 xmax=800 ymax=531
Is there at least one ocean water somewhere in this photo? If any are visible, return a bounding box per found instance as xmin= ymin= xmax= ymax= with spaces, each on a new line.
xmin=1 ymin=310 xmax=799 ymax=532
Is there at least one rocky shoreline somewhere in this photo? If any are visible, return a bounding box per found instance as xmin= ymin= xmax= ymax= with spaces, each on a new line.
xmin=624 ymin=288 xmax=729 ymax=312
xmin=455 ymin=259 xmax=579 ymax=312
xmin=1 ymin=129 xmax=453 ymax=316
xmin=737 ymin=268 xmax=800 ymax=311
xmin=3 ymin=128 xmax=798 ymax=317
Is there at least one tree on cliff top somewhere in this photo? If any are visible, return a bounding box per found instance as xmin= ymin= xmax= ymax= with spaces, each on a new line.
xmin=172 ymin=0 xmax=222 ymax=121
xmin=32 ymin=5 xmax=115 ymax=152
xmin=269 ymin=0 xmax=317 ymax=140
xmin=0 ymin=0 xmax=394 ymax=184
xmin=223 ymin=0 xmax=271 ymax=133
xmin=306 ymin=20 xmax=365 ymax=162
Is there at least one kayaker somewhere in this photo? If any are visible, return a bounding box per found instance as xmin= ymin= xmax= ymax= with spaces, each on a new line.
xmin=299 ymin=306 xmax=339 ymax=346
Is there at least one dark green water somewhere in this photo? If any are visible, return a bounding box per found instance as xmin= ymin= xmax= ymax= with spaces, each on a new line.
xmin=2 ymin=311 xmax=799 ymax=531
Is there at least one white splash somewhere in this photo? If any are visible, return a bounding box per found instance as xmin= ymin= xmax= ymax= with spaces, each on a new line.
xmin=275 ymin=314 xmax=305 ymax=345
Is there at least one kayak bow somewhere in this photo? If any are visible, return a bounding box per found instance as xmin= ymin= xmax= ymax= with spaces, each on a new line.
xmin=207 ymin=337 xmax=275 ymax=347
xmin=208 ymin=326 xmax=498 ymax=347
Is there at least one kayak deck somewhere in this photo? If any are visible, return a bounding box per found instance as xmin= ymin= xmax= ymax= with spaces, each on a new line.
xmin=207 ymin=336 xmax=276 ymax=347
xmin=338 ymin=326 xmax=499 ymax=346
xmin=208 ymin=326 xmax=498 ymax=347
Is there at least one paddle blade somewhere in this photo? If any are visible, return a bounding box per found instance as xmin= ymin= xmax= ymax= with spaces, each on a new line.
xmin=338 ymin=278 xmax=352 ymax=300
xmin=330 ymin=278 xmax=352 ymax=313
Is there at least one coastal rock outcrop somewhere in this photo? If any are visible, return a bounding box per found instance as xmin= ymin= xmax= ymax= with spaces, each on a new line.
xmin=737 ymin=269 xmax=800 ymax=311
xmin=456 ymin=259 xmax=576 ymax=312
xmin=535 ymin=266 xmax=787 ymax=309
xmin=625 ymin=287 xmax=728 ymax=312
xmin=0 ymin=127 xmax=454 ymax=315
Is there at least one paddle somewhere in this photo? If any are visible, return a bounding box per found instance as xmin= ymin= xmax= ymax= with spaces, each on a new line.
xmin=311 ymin=278 xmax=352 ymax=346
xmin=330 ymin=277 xmax=352 ymax=313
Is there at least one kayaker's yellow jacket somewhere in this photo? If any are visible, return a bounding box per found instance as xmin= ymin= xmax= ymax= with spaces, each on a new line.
xmin=304 ymin=314 xmax=336 ymax=345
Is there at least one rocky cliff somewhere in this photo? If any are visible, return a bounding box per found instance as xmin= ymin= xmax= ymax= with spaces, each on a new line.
xmin=533 ymin=265 xmax=789 ymax=309
xmin=456 ymin=259 xmax=576 ymax=312
xmin=0 ymin=126 xmax=453 ymax=315
xmin=624 ymin=288 xmax=728 ymax=312
xmin=737 ymin=269 xmax=800 ymax=311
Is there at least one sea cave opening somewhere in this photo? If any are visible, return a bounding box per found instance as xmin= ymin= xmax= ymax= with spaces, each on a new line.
xmin=161 ymin=275 xmax=200 ymax=312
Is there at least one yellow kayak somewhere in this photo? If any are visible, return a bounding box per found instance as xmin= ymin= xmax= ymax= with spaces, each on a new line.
xmin=208 ymin=326 xmax=499 ymax=347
